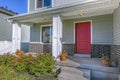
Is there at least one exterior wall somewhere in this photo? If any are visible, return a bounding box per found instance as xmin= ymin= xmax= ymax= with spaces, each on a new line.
xmin=53 ymin=0 xmax=95 ymax=7
xmin=0 ymin=41 xmax=12 ymax=54
xmin=62 ymin=14 xmax=113 ymax=44
xmin=112 ymin=5 xmax=120 ymax=68
xmin=28 ymin=0 xmax=35 ymax=12
xmin=21 ymin=25 xmax=30 ymax=42
xmin=29 ymin=0 xmax=99 ymax=12
xmin=29 ymin=14 xmax=113 ymax=57
xmin=29 ymin=43 xmax=52 ymax=53
xmin=62 ymin=44 xmax=74 ymax=56
xmin=62 ymin=14 xmax=113 ymax=57
xmin=29 ymin=43 xmax=74 ymax=56
xmin=92 ymin=44 xmax=111 ymax=58
xmin=30 ymin=24 xmax=40 ymax=42
xmin=21 ymin=24 xmax=30 ymax=52
xmin=30 ymin=22 xmax=51 ymax=42
xmin=0 ymin=13 xmax=12 ymax=41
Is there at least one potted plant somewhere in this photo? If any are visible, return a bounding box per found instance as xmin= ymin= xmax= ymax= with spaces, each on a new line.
xmin=59 ymin=50 xmax=68 ymax=61
xmin=102 ymin=54 xmax=110 ymax=67
xmin=15 ymin=49 xmax=23 ymax=56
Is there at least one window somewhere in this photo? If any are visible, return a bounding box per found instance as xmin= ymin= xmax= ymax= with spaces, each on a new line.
xmin=36 ymin=0 xmax=51 ymax=8
xmin=42 ymin=26 xmax=52 ymax=43
xmin=37 ymin=0 xmax=42 ymax=8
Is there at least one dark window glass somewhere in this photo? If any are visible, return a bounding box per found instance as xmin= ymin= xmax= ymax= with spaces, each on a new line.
xmin=42 ymin=26 xmax=52 ymax=43
xmin=37 ymin=0 xmax=42 ymax=8
xmin=37 ymin=0 xmax=51 ymax=8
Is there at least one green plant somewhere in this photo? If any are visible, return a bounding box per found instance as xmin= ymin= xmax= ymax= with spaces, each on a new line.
xmin=28 ymin=53 xmax=55 ymax=77
xmin=12 ymin=53 xmax=34 ymax=72
xmin=12 ymin=53 xmax=55 ymax=77
xmin=102 ymin=54 xmax=110 ymax=66
xmin=0 ymin=53 xmax=15 ymax=67
xmin=0 ymin=52 xmax=56 ymax=79
xmin=102 ymin=54 xmax=110 ymax=61
xmin=0 ymin=65 xmax=35 ymax=80
xmin=59 ymin=50 xmax=68 ymax=57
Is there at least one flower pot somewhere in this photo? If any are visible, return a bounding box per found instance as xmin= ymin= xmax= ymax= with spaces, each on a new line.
xmin=60 ymin=55 xmax=67 ymax=61
xmin=16 ymin=51 xmax=23 ymax=56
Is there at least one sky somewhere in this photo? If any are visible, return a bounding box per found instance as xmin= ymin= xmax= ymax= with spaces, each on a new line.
xmin=0 ymin=0 xmax=27 ymax=14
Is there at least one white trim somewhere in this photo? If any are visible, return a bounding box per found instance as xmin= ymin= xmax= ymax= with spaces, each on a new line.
xmin=35 ymin=0 xmax=47 ymax=10
xmin=29 ymin=42 xmax=52 ymax=44
xmin=52 ymin=0 xmax=54 ymax=7
xmin=28 ymin=0 xmax=30 ymax=12
xmin=35 ymin=0 xmax=37 ymax=10
xmin=40 ymin=24 xmax=52 ymax=43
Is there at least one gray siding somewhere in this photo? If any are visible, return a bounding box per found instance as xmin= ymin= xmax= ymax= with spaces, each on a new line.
xmin=53 ymin=0 xmax=92 ymax=7
xmin=113 ymin=5 xmax=120 ymax=45
xmin=21 ymin=24 xmax=30 ymax=42
xmin=0 ymin=13 xmax=12 ymax=41
xmin=62 ymin=14 xmax=113 ymax=44
xmin=92 ymin=15 xmax=113 ymax=44
xmin=30 ymin=14 xmax=113 ymax=45
xmin=30 ymin=24 xmax=40 ymax=42
xmin=30 ymin=22 xmax=51 ymax=42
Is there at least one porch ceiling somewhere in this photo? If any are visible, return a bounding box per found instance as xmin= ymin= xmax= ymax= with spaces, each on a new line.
xmin=8 ymin=0 xmax=120 ymax=24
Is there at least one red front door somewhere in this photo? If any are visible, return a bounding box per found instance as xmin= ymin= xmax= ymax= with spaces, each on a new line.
xmin=75 ymin=22 xmax=91 ymax=54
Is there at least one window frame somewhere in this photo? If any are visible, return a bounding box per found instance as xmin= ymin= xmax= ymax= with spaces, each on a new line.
xmin=35 ymin=0 xmax=51 ymax=10
xmin=40 ymin=24 xmax=52 ymax=43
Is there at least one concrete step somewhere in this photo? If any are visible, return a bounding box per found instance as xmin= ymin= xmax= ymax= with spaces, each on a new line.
xmin=58 ymin=66 xmax=90 ymax=80
xmin=58 ymin=72 xmax=87 ymax=80
xmin=55 ymin=59 xmax=80 ymax=68
xmin=79 ymin=63 xmax=119 ymax=73
xmin=80 ymin=68 xmax=91 ymax=80
xmin=68 ymin=56 xmax=119 ymax=80
xmin=61 ymin=66 xmax=84 ymax=75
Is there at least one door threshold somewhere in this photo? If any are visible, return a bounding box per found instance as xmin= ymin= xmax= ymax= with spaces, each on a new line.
xmin=74 ymin=54 xmax=91 ymax=58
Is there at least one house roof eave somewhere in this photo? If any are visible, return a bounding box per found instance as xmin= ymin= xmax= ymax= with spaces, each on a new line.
xmin=7 ymin=0 xmax=120 ymax=23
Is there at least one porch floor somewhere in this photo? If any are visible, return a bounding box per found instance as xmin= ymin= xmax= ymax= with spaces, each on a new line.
xmin=56 ymin=55 xmax=119 ymax=80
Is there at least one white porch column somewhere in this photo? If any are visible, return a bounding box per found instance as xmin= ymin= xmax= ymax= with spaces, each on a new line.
xmin=12 ymin=23 xmax=21 ymax=52
xmin=52 ymin=15 xmax=62 ymax=58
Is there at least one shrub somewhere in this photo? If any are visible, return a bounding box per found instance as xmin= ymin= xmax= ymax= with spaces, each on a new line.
xmin=28 ymin=53 xmax=55 ymax=76
xmin=0 ymin=53 xmax=15 ymax=67
xmin=0 ymin=52 xmax=55 ymax=79
xmin=12 ymin=53 xmax=34 ymax=72
xmin=12 ymin=53 xmax=55 ymax=77
xmin=0 ymin=65 xmax=35 ymax=80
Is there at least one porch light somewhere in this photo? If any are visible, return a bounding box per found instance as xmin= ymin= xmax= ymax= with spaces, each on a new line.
xmin=79 ymin=13 xmax=84 ymax=16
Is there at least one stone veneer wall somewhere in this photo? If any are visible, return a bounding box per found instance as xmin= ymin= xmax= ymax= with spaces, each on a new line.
xmin=29 ymin=43 xmax=111 ymax=58
xmin=62 ymin=44 xmax=74 ymax=56
xmin=29 ymin=43 xmax=52 ymax=53
xmin=111 ymin=45 xmax=120 ymax=68
xmin=91 ymin=44 xmax=111 ymax=58
xmin=29 ymin=43 xmax=74 ymax=55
